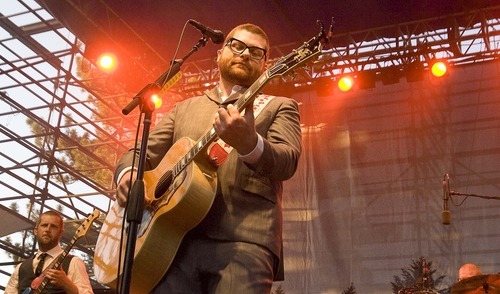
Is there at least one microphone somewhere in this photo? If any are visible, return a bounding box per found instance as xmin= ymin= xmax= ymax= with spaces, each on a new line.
xmin=442 ymin=174 xmax=451 ymax=225
xmin=188 ymin=19 xmax=225 ymax=44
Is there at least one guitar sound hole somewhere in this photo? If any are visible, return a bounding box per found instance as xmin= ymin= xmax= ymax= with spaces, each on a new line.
xmin=155 ymin=172 xmax=173 ymax=199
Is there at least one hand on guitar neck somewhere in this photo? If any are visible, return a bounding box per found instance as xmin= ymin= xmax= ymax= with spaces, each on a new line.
xmin=213 ymin=103 xmax=258 ymax=156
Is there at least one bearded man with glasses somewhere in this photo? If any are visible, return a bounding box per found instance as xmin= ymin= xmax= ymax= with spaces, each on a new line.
xmin=114 ymin=23 xmax=302 ymax=293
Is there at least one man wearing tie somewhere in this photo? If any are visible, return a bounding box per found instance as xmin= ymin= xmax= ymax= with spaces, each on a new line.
xmin=5 ymin=211 xmax=93 ymax=294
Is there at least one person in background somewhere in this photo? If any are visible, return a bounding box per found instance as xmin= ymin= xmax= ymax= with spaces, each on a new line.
xmin=458 ymin=263 xmax=483 ymax=281
xmin=114 ymin=23 xmax=302 ymax=293
xmin=5 ymin=210 xmax=94 ymax=294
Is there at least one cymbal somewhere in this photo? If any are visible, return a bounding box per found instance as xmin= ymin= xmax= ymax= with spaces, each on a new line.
xmin=451 ymin=274 xmax=500 ymax=294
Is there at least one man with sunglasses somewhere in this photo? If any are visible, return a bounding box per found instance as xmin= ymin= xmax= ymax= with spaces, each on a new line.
xmin=114 ymin=23 xmax=302 ymax=293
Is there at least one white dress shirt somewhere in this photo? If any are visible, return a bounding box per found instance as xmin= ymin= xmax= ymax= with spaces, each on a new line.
xmin=5 ymin=246 xmax=94 ymax=294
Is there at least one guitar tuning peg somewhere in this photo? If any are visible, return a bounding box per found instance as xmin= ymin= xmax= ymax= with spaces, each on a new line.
xmin=315 ymin=18 xmax=334 ymax=48
xmin=327 ymin=17 xmax=335 ymax=44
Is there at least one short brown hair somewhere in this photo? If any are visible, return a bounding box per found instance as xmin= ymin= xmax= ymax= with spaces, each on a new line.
xmin=36 ymin=210 xmax=64 ymax=229
xmin=225 ymin=23 xmax=270 ymax=60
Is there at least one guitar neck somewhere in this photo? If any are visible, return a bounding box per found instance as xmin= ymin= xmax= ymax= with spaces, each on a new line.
xmin=53 ymin=237 xmax=76 ymax=269
xmin=234 ymin=71 xmax=271 ymax=111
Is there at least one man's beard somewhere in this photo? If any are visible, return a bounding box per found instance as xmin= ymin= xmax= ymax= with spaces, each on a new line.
xmin=218 ymin=58 xmax=261 ymax=87
xmin=38 ymin=235 xmax=57 ymax=249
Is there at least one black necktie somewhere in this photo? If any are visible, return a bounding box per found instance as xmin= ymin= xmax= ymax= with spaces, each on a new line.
xmin=34 ymin=253 xmax=48 ymax=276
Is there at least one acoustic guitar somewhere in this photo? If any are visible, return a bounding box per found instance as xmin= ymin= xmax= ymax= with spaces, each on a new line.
xmin=94 ymin=23 xmax=327 ymax=293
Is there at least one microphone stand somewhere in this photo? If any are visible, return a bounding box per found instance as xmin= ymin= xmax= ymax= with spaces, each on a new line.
xmin=120 ymin=36 xmax=211 ymax=294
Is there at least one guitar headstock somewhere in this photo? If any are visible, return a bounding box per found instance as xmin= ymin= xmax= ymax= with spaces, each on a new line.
xmin=268 ymin=20 xmax=328 ymax=79
xmin=74 ymin=209 xmax=100 ymax=239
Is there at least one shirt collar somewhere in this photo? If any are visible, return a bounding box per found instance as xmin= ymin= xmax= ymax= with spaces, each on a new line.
xmin=36 ymin=245 xmax=62 ymax=259
xmin=205 ymin=84 xmax=248 ymax=104
xmin=219 ymin=84 xmax=247 ymax=102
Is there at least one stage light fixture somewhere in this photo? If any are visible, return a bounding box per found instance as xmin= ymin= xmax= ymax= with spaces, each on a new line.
xmin=83 ymin=41 xmax=154 ymax=92
xmin=97 ymin=53 xmax=118 ymax=72
xmin=405 ymin=61 xmax=424 ymax=83
xmin=151 ymin=93 xmax=163 ymax=109
xmin=314 ymin=77 xmax=335 ymax=96
xmin=338 ymin=75 xmax=354 ymax=92
xmin=431 ymin=60 xmax=448 ymax=77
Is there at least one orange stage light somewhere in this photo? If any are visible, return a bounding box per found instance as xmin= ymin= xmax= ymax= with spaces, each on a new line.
xmin=151 ymin=94 xmax=163 ymax=109
xmin=97 ymin=53 xmax=118 ymax=72
xmin=338 ymin=76 xmax=354 ymax=92
xmin=431 ymin=61 xmax=448 ymax=77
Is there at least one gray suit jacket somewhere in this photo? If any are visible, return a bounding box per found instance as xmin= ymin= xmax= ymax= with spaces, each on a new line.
xmin=115 ymin=86 xmax=302 ymax=276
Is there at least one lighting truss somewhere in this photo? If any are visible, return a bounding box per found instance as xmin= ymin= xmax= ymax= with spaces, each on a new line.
xmin=178 ymin=5 xmax=500 ymax=96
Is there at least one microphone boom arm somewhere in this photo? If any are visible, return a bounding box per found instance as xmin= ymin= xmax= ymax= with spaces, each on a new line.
xmin=122 ymin=36 xmax=210 ymax=115
xmin=450 ymin=190 xmax=500 ymax=200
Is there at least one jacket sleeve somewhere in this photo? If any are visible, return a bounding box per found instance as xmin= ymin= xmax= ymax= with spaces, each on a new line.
xmin=251 ymin=97 xmax=302 ymax=181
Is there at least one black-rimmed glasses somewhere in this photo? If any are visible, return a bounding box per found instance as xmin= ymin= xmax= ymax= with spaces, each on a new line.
xmin=225 ymin=38 xmax=267 ymax=60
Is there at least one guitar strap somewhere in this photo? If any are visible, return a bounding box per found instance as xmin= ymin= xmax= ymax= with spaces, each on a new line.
xmin=208 ymin=94 xmax=275 ymax=166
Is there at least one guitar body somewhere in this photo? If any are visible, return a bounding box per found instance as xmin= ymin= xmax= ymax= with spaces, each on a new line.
xmin=93 ymin=137 xmax=218 ymax=293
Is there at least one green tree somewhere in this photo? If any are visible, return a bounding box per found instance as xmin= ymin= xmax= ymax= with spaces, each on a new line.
xmin=391 ymin=256 xmax=447 ymax=294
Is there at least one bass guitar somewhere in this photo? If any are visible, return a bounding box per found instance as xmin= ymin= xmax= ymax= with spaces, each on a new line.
xmin=94 ymin=22 xmax=327 ymax=293
xmin=24 ymin=209 xmax=100 ymax=294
